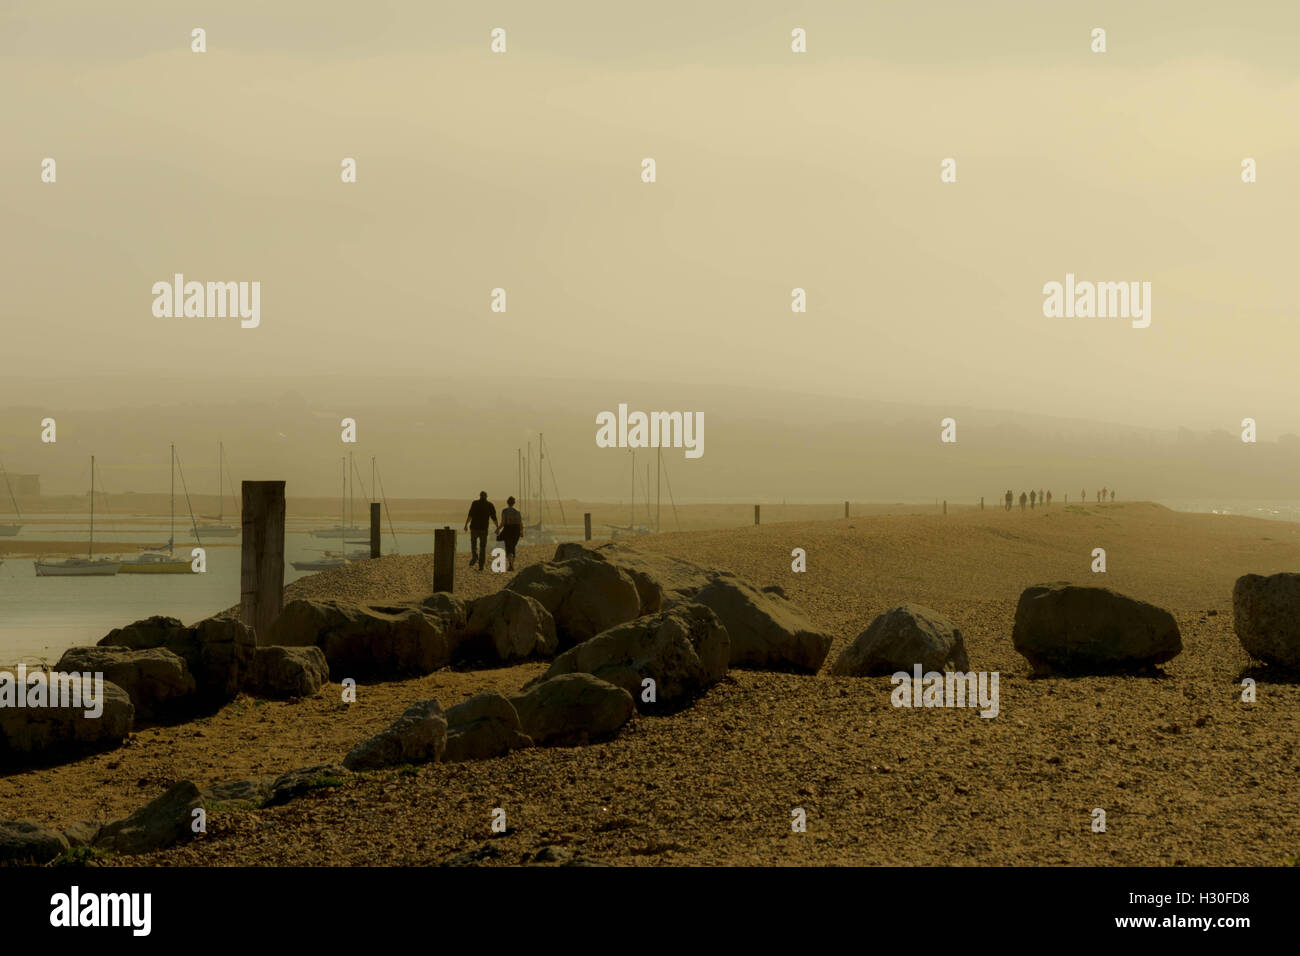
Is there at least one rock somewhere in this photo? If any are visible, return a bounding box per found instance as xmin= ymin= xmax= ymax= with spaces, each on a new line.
xmin=1233 ymin=573 xmax=1300 ymax=668
xmin=99 ymin=616 xmax=254 ymax=705
xmin=266 ymin=764 xmax=350 ymax=806
xmin=1012 ymin=582 xmax=1182 ymax=674
xmin=54 ymin=646 xmax=196 ymax=722
xmin=693 ymin=572 xmax=832 ymax=673
xmin=0 ymin=820 xmax=69 ymax=864
xmin=554 ymin=542 xmax=704 ymax=609
xmin=247 ymin=645 xmax=329 ymax=698
xmin=458 ymin=590 xmax=558 ymax=664
xmin=419 ymin=593 xmax=468 ymax=632
xmin=537 ymin=603 xmax=729 ymax=710
xmin=443 ymin=693 xmax=532 ymax=762
xmin=94 ymin=780 xmax=204 ymax=856
xmin=506 ymin=557 xmax=643 ymax=647
xmin=509 ymin=673 xmax=634 ymax=746
xmin=524 ymin=845 xmax=607 ymax=866
xmin=62 ymin=820 xmax=102 ymax=848
xmin=267 ymin=600 xmax=453 ymax=680
xmin=830 ymin=604 xmax=970 ymax=676
xmin=202 ymin=777 xmax=274 ymax=808
xmin=342 ymin=700 xmax=447 ymax=771
xmin=440 ymin=843 xmax=505 ymax=866
xmin=0 ymin=677 xmax=134 ymax=764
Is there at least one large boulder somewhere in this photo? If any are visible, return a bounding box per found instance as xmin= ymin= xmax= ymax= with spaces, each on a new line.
xmin=506 ymin=558 xmax=643 ymax=648
xmin=0 ymin=821 xmax=69 ymax=864
xmin=1012 ymin=582 xmax=1182 ymax=674
xmin=554 ymin=542 xmax=704 ymax=609
xmin=246 ymin=645 xmax=329 ymax=699
xmin=830 ymin=604 xmax=970 ymax=676
xmin=457 ymin=590 xmax=558 ymax=665
xmin=99 ymin=615 xmax=255 ymax=705
xmin=268 ymin=600 xmax=454 ymax=680
xmin=693 ymin=573 xmax=832 ymax=673
xmin=1233 ymin=573 xmax=1300 ymax=668
xmin=94 ymin=780 xmax=204 ymax=856
xmin=537 ymin=604 xmax=729 ymax=710
xmin=342 ymin=699 xmax=447 ymax=771
xmin=266 ymin=764 xmax=350 ymax=806
xmin=0 ymin=675 xmax=134 ymax=764
xmin=509 ymin=673 xmax=634 ymax=746
xmin=443 ymin=693 xmax=532 ymax=762
xmin=54 ymin=646 xmax=196 ymax=722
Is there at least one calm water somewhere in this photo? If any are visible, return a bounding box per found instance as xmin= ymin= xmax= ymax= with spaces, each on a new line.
xmin=0 ymin=516 xmax=583 ymax=664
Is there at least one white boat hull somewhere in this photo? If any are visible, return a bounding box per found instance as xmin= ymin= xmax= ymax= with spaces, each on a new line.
xmin=191 ymin=525 xmax=239 ymax=537
xmin=0 ymin=524 xmax=21 ymax=536
xmin=34 ymin=558 xmax=122 ymax=577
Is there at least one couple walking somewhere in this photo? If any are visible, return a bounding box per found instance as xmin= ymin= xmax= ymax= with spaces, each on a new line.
xmin=464 ymin=491 xmax=523 ymax=571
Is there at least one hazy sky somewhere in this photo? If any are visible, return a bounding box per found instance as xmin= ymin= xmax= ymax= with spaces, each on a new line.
xmin=4 ymin=1 xmax=1300 ymax=451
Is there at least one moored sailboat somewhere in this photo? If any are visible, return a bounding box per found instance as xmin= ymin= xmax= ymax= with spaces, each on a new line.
xmin=0 ymin=461 xmax=23 ymax=536
xmin=190 ymin=442 xmax=239 ymax=537
xmin=34 ymin=456 xmax=121 ymax=576
xmin=121 ymin=444 xmax=192 ymax=574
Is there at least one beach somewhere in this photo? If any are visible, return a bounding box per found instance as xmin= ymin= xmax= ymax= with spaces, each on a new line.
xmin=2 ymin=501 xmax=1297 ymax=866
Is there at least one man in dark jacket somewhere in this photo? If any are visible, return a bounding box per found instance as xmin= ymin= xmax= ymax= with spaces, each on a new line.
xmin=464 ymin=491 xmax=498 ymax=570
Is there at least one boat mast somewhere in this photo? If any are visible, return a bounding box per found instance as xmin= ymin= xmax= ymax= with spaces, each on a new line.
xmin=217 ymin=443 xmax=223 ymax=524
xmin=170 ymin=443 xmax=175 ymax=554
xmin=89 ymin=455 xmax=95 ymax=559
xmin=0 ymin=462 xmax=21 ymax=521
xmin=630 ymin=449 xmax=635 ymax=528
xmin=656 ymin=447 xmax=661 ymax=532
xmin=341 ymin=457 xmax=346 ymax=544
xmin=348 ymin=451 xmax=354 ymax=531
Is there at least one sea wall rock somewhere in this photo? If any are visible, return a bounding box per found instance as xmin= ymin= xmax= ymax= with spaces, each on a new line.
xmin=443 ymin=693 xmax=532 ymax=762
xmin=830 ymin=604 xmax=970 ymax=676
xmin=0 ymin=676 xmax=134 ymax=764
xmin=342 ymin=699 xmax=447 ymax=771
xmin=693 ymin=573 xmax=833 ymax=673
xmin=268 ymin=599 xmax=453 ymax=680
xmin=506 ymin=558 xmax=643 ymax=647
xmin=1012 ymin=582 xmax=1182 ymax=674
xmin=458 ymin=590 xmax=558 ymax=665
xmin=509 ymin=673 xmax=634 ymax=746
xmin=0 ymin=821 xmax=70 ymax=864
xmin=537 ymin=603 xmax=729 ymax=710
xmin=246 ymin=645 xmax=330 ymax=699
xmin=98 ymin=615 xmax=254 ymax=705
xmin=94 ymin=780 xmax=204 ymax=856
xmin=1233 ymin=572 xmax=1300 ymax=668
xmin=54 ymin=646 xmax=196 ymax=722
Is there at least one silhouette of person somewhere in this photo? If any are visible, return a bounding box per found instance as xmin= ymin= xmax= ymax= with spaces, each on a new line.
xmin=499 ymin=495 xmax=524 ymax=571
xmin=1039 ymin=488 xmax=1045 ymax=506
xmin=1046 ymin=490 xmax=1052 ymax=506
xmin=1019 ymin=491 xmax=1027 ymax=511
xmin=1101 ymin=487 xmax=1108 ymax=503
xmin=1081 ymin=488 xmax=1086 ymax=502
xmin=1110 ymin=489 xmax=1115 ymax=502
xmin=1030 ymin=490 xmax=1036 ymax=509
xmin=464 ymin=491 xmax=498 ymax=571
xmin=1005 ymin=489 xmax=1013 ymax=511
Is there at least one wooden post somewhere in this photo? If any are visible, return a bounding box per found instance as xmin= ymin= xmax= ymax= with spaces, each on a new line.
xmin=943 ymin=500 xmax=947 ymax=515
xmin=844 ymin=501 xmax=849 ymax=518
xmin=370 ymin=502 xmax=381 ymax=558
xmin=240 ymin=481 xmax=285 ymax=647
xmin=433 ymin=526 xmax=456 ymax=593
xmin=754 ymin=505 xmax=760 ymax=525
xmin=980 ymin=497 xmax=984 ymax=511
xmin=584 ymin=512 xmax=592 ymax=541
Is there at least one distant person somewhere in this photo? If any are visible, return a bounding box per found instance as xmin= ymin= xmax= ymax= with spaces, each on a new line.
xmin=464 ymin=491 xmax=498 ymax=571
xmin=1101 ymin=487 xmax=1108 ymax=502
xmin=1030 ymin=490 xmax=1036 ymax=509
xmin=1110 ymin=490 xmax=1115 ymax=502
xmin=1096 ymin=489 xmax=1103 ymax=503
xmin=1039 ymin=488 xmax=1045 ymax=505
xmin=1081 ymin=488 xmax=1086 ymax=502
xmin=1046 ymin=490 xmax=1052 ymax=506
xmin=499 ymin=495 xmax=524 ymax=571
xmin=1019 ymin=491 xmax=1027 ymax=512
xmin=1005 ymin=489 xmax=1013 ymax=511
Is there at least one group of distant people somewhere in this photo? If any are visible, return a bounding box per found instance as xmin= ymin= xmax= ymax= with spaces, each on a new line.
xmin=1003 ymin=488 xmax=1115 ymax=511
xmin=464 ymin=491 xmax=524 ymax=570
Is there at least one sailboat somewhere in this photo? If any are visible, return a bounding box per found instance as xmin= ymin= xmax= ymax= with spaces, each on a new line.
xmin=309 ymin=451 xmax=364 ymax=538
xmin=518 ymin=433 xmax=571 ymax=546
xmin=0 ymin=461 xmax=22 ymax=536
xmin=293 ymin=459 xmax=352 ymax=571
xmin=121 ymin=444 xmax=192 ymax=574
xmin=606 ymin=448 xmax=652 ymax=539
xmin=190 ymin=442 xmax=239 ymax=537
xmin=34 ymin=456 xmax=122 ymax=576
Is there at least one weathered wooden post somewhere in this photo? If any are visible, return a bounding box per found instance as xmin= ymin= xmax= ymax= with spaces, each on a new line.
xmin=943 ymin=500 xmax=947 ymax=515
xmin=980 ymin=497 xmax=984 ymax=511
xmin=240 ymin=480 xmax=285 ymax=646
xmin=433 ymin=526 xmax=456 ymax=593
xmin=754 ymin=504 xmax=760 ymax=525
xmin=844 ymin=501 xmax=849 ymax=518
xmin=370 ymin=502 xmax=381 ymax=558
xmin=584 ymin=512 xmax=592 ymax=541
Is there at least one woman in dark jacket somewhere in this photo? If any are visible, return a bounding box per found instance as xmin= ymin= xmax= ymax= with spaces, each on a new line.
xmin=499 ymin=496 xmax=524 ymax=571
